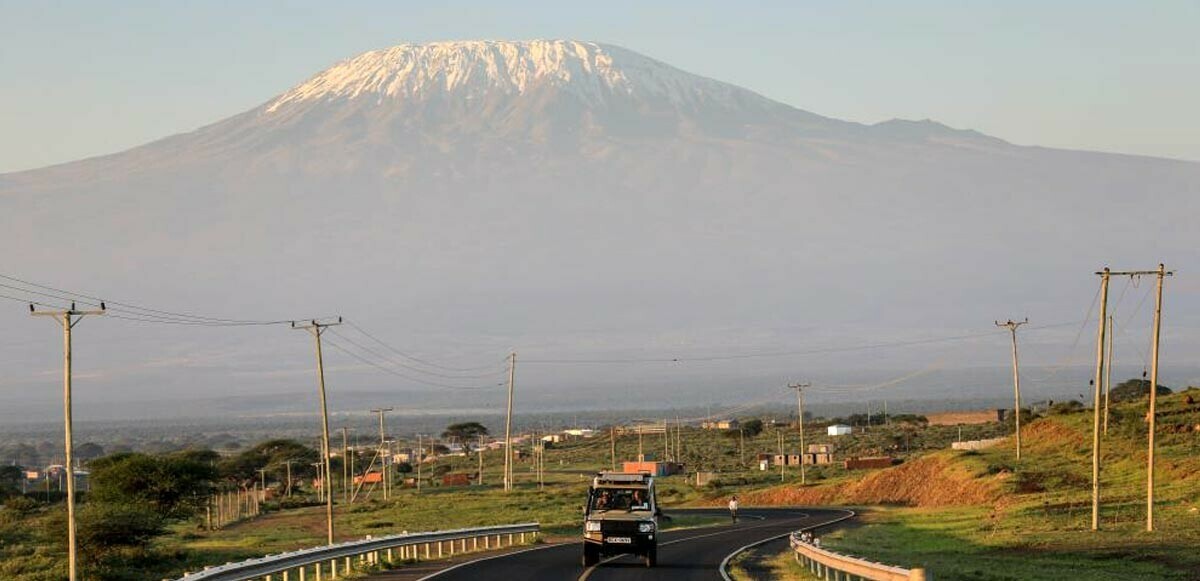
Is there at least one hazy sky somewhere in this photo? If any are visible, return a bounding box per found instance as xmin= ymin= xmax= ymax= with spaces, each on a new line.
xmin=1 ymin=1 xmax=1197 ymax=173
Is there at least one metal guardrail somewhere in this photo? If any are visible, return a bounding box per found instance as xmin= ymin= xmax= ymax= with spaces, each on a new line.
xmin=175 ymin=522 xmax=540 ymax=581
xmin=790 ymin=530 xmax=927 ymax=581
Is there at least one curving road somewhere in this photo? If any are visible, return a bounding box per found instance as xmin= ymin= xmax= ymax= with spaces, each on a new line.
xmin=407 ymin=507 xmax=851 ymax=581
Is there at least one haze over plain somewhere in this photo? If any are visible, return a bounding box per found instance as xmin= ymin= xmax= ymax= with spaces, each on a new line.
xmin=2 ymin=33 xmax=1197 ymax=423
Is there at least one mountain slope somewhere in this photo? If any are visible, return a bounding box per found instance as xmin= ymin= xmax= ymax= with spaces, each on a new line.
xmin=1 ymin=40 xmax=1198 ymax=419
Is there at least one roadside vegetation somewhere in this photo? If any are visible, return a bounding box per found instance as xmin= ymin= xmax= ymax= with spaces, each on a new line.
xmin=4 ymin=387 xmax=1197 ymax=580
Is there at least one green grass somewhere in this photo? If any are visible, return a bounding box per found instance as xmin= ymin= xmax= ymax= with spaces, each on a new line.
xmin=805 ymin=390 xmax=1200 ymax=580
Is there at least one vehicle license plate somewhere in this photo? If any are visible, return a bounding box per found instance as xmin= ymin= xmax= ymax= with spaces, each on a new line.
xmin=607 ymin=536 xmax=632 ymax=544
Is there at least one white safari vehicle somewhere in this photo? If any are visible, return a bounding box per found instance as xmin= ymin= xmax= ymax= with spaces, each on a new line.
xmin=582 ymin=471 xmax=659 ymax=567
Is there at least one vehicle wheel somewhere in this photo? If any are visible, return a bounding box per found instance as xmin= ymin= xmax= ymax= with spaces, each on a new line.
xmin=644 ymin=546 xmax=657 ymax=568
xmin=582 ymin=543 xmax=599 ymax=566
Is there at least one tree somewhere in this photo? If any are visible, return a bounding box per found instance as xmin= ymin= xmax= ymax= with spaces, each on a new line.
xmin=1110 ymin=379 xmax=1172 ymax=403
xmin=89 ymin=452 xmax=217 ymax=519
xmin=442 ymin=422 xmax=489 ymax=441
xmin=727 ymin=418 xmax=763 ymax=438
xmin=75 ymin=502 xmax=165 ymax=556
xmin=218 ymin=439 xmax=317 ymax=485
xmin=0 ymin=465 xmax=23 ymax=497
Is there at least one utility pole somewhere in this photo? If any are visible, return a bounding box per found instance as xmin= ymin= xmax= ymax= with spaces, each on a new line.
xmin=995 ymin=319 xmax=1028 ymax=460
xmin=371 ymin=408 xmax=393 ymax=500
xmin=292 ymin=317 xmax=341 ymax=545
xmin=285 ymin=460 xmax=293 ymax=497
xmin=1146 ymin=264 xmax=1172 ymax=532
xmin=777 ymin=429 xmax=785 ymax=482
xmin=416 ymin=434 xmax=423 ymax=493
xmin=31 ymin=301 xmax=105 ymax=581
xmin=1103 ymin=316 xmax=1114 ymax=435
xmin=610 ymin=427 xmax=616 ymax=471
xmin=789 ymin=383 xmax=810 ymax=485
xmin=638 ymin=429 xmax=644 ymax=461
xmin=340 ymin=428 xmax=352 ymax=504
xmin=478 ymin=434 xmax=485 ymax=485
xmin=738 ymin=429 xmax=745 ymax=467
xmin=256 ymin=468 xmax=267 ymax=502
xmin=1090 ymin=268 xmax=1110 ymax=531
xmin=503 ymin=352 xmax=516 ymax=492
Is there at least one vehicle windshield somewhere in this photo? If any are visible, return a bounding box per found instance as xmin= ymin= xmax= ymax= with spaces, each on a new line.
xmin=590 ymin=487 xmax=651 ymax=512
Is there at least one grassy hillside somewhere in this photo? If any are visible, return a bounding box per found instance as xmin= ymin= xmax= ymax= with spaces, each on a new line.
xmin=779 ymin=389 xmax=1200 ymax=580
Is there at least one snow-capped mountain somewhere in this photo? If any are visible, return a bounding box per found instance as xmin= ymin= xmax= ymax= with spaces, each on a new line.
xmin=1 ymin=40 xmax=1198 ymax=420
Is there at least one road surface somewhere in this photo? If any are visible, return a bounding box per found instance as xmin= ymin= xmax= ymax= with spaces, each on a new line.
xmin=384 ymin=507 xmax=850 ymax=581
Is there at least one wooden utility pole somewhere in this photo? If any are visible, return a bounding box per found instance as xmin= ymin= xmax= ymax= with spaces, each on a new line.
xmin=1090 ymin=268 xmax=1110 ymax=531
xmin=31 ymin=301 xmax=105 ymax=581
xmin=478 ymin=435 xmax=485 ymax=485
xmin=1103 ymin=316 xmax=1113 ymax=434
xmin=789 ymin=383 xmax=811 ymax=485
xmin=371 ymin=408 xmax=393 ymax=500
xmin=292 ymin=317 xmax=341 ymax=545
xmin=503 ymin=352 xmax=516 ymax=492
xmin=609 ymin=427 xmax=616 ymax=471
xmin=1146 ymin=264 xmax=1172 ymax=531
xmin=777 ymin=430 xmax=785 ymax=482
xmin=256 ymin=468 xmax=267 ymax=502
xmin=285 ymin=460 xmax=293 ymax=497
xmin=416 ymin=434 xmax=423 ymax=493
xmin=340 ymin=428 xmax=349 ymax=504
xmin=738 ymin=428 xmax=745 ymax=466
xmin=995 ymin=319 xmax=1028 ymax=460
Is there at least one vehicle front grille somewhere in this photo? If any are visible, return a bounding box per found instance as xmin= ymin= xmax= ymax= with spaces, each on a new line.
xmin=600 ymin=521 xmax=639 ymax=535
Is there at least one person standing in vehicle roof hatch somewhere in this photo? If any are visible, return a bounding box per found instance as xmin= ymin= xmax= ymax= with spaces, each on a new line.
xmin=729 ymin=495 xmax=739 ymax=523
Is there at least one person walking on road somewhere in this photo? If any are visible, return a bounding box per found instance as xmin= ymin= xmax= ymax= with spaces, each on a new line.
xmin=728 ymin=495 xmax=739 ymax=523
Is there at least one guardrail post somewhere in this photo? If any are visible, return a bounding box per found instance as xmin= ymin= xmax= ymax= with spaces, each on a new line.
xmin=386 ymin=548 xmax=393 ymax=563
xmin=315 ymin=561 xmax=322 ymax=580
xmin=343 ymin=556 xmax=350 ymax=572
xmin=520 ymin=532 xmax=526 ymax=544
xmin=283 ymin=570 xmax=290 ymax=581
xmin=424 ymin=542 xmax=431 ymax=559
xmin=473 ymin=536 xmax=479 ymax=551
xmin=484 ymin=535 xmax=490 ymax=549
xmin=299 ymin=566 xmax=306 ymax=581
xmin=508 ymin=533 xmax=514 ymax=546
xmin=909 ymin=568 xmax=927 ymax=581
xmin=330 ymin=558 xmax=337 ymax=579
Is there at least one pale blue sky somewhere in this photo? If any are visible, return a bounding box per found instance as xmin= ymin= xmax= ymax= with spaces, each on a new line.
xmin=1 ymin=1 xmax=1197 ymax=172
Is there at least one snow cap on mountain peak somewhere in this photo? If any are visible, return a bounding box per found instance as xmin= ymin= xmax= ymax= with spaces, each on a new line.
xmin=265 ymin=39 xmax=767 ymax=113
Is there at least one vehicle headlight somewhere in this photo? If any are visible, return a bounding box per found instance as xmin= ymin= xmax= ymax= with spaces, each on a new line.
xmin=638 ymin=522 xmax=655 ymax=533
xmin=586 ymin=521 xmax=601 ymax=532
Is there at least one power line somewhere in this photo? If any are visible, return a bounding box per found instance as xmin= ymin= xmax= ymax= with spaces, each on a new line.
xmin=521 ymin=323 xmax=1080 ymax=365
xmin=322 ymin=337 xmax=504 ymax=391
xmin=343 ymin=320 xmax=506 ymax=373
xmin=0 ymin=273 xmax=292 ymax=326
xmin=332 ymin=326 xmax=506 ymax=378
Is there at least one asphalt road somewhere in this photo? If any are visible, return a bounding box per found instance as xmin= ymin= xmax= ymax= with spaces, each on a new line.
xmin=409 ymin=507 xmax=852 ymax=581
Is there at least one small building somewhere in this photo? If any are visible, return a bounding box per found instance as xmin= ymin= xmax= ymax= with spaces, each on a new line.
xmin=701 ymin=419 xmax=740 ymax=430
xmin=926 ymin=409 xmax=1004 ymax=426
xmin=441 ymin=473 xmax=473 ymax=487
xmin=844 ymin=457 xmax=896 ymax=470
xmin=354 ymin=471 xmax=383 ymax=486
xmin=828 ymin=424 xmax=852 ymax=436
xmin=541 ymin=434 xmax=563 ymax=444
xmin=808 ymin=444 xmax=834 ymax=454
xmin=622 ymin=461 xmax=683 ymax=477
xmin=564 ymin=428 xmax=596 ymax=438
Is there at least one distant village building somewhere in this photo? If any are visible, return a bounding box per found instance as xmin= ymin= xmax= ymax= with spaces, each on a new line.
xmin=840 ymin=456 xmax=897 ymax=470
xmin=827 ymin=424 xmax=852 ymax=436
xmin=622 ymin=460 xmax=683 ymax=477
xmin=563 ymin=428 xmax=596 ymax=438
xmin=701 ymin=419 xmax=740 ymax=430
xmin=926 ymin=409 xmax=1004 ymax=426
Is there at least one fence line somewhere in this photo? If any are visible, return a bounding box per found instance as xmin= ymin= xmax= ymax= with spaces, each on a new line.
xmin=174 ymin=522 xmax=540 ymax=581
xmin=790 ymin=531 xmax=927 ymax=581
